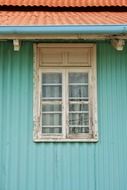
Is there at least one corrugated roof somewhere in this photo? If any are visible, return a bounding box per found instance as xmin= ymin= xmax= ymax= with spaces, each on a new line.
xmin=0 ymin=11 xmax=127 ymax=25
xmin=0 ymin=0 xmax=127 ymax=7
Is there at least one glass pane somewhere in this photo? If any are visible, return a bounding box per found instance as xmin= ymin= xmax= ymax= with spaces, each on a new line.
xmin=42 ymin=127 xmax=62 ymax=134
xmin=42 ymin=113 xmax=62 ymax=125
xmin=69 ymin=127 xmax=89 ymax=134
xmin=42 ymin=73 xmax=62 ymax=84
xmin=69 ymin=104 xmax=88 ymax=112
xmin=42 ymin=104 xmax=62 ymax=112
xmin=69 ymin=73 xmax=88 ymax=83
xmin=42 ymin=86 xmax=62 ymax=98
xmin=69 ymin=85 xmax=88 ymax=98
xmin=69 ymin=113 xmax=89 ymax=125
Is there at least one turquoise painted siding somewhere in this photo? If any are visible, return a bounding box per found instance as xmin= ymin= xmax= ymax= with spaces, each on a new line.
xmin=0 ymin=41 xmax=127 ymax=190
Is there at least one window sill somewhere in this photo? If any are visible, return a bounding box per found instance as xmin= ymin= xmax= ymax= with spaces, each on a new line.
xmin=33 ymin=137 xmax=99 ymax=143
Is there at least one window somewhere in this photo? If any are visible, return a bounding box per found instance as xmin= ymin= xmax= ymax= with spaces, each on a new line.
xmin=33 ymin=44 xmax=98 ymax=142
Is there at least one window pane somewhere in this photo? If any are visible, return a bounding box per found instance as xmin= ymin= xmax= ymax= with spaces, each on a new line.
xmin=69 ymin=73 xmax=88 ymax=83
xmin=42 ymin=86 xmax=62 ymax=98
xmin=42 ymin=73 xmax=62 ymax=84
xmin=69 ymin=104 xmax=88 ymax=112
xmin=69 ymin=85 xmax=88 ymax=98
xmin=42 ymin=104 xmax=62 ymax=112
xmin=42 ymin=127 xmax=62 ymax=134
xmin=42 ymin=113 xmax=62 ymax=126
xmin=69 ymin=113 xmax=89 ymax=125
xmin=69 ymin=127 xmax=89 ymax=134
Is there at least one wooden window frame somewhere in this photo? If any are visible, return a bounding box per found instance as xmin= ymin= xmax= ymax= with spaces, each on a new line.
xmin=33 ymin=43 xmax=98 ymax=142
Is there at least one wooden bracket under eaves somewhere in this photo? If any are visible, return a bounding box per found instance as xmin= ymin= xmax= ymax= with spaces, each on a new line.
xmin=13 ymin=39 xmax=20 ymax=51
xmin=111 ymin=39 xmax=125 ymax=51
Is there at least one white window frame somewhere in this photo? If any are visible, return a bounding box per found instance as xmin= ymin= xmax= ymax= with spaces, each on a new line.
xmin=33 ymin=43 xmax=98 ymax=142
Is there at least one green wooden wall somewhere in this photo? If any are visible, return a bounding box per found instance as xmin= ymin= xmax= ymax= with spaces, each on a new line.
xmin=0 ymin=41 xmax=127 ymax=190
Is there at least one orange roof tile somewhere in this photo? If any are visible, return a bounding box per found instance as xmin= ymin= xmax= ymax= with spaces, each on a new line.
xmin=0 ymin=0 xmax=127 ymax=7
xmin=0 ymin=11 xmax=127 ymax=25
